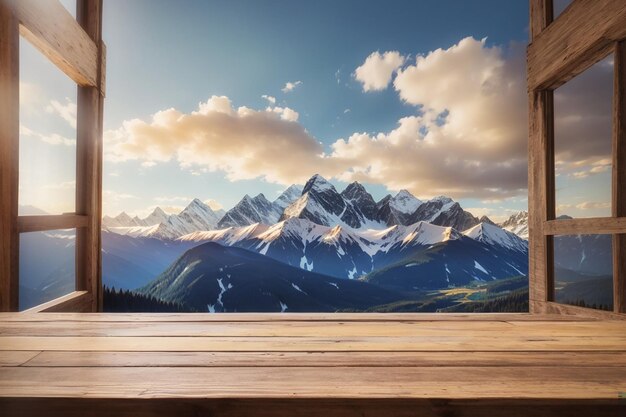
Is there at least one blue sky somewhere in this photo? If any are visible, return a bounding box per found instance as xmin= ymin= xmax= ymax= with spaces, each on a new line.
xmin=19 ymin=0 xmax=612 ymax=222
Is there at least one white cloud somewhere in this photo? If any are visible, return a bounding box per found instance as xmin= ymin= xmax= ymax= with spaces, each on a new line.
xmin=21 ymin=124 xmax=75 ymax=146
xmin=343 ymin=108 xmax=351 ymax=114
xmin=104 ymin=37 xmax=612 ymax=201
xmin=262 ymin=95 xmax=276 ymax=105
xmin=46 ymin=98 xmax=77 ymax=129
xmin=355 ymin=51 xmax=405 ymax=92
xmin=576 ymin=201 xmax=610 ymax=210
xmin=281 ymin=80 xmax=302 ymax=93
xmin=105 ymin=96 xmax=328 ymax=185
xmin=268 ymin=106 xmax=299 ymax=122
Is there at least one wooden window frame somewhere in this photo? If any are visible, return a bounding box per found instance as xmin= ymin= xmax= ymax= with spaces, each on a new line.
xmin=1 ymin=0 xmax=624 ymax=318
xmin=528 ymin=0 xmax=626 ymax=318
xmin=0 ymin=0 xmax=105 ymax=312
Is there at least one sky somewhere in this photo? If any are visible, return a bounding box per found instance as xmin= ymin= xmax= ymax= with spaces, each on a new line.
xmin=19 ymin=0 xmax=613 ymax=223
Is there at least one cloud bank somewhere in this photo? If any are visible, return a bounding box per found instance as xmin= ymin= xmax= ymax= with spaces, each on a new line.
xmin=105 ymin=37 xmax=611 ymax=200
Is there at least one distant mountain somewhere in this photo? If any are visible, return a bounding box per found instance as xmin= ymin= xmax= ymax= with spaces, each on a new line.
xmin=499 ymin=211 xmax=528 ymax=240
xmin=140 ymin=242 xmax=406 ymax=312
xmin=363 ymin=223 xmax=528 ymax=291
xmin=281 ymin=174 xmax=384 ymax=229
xmin=138 ymin=207 xmax=169 ymax=227
xmin=18 ymin=205 xmax=49 ymax=216
xmin=375 ymin=190 xmax=422 ymax=226
xmin=479 ymin=215 xmax=496 ymax=225
xmin=406 ymin=196 xmax=480 ymax=231
xmin=101 ymin=175 xmax=496 ymax=241
xmin=105 ymin=199 xmax=223 ymax=240
xmin=103 ymin=211 xmax=138 ymax=228
xmin=463 ymin=222 xmax=528 ymax=253
xmin=178 ymin=217 xmax=529 ymax=288
xmin=273 ymin=185 xmax=303 ymax=210
xmin=341 ymin=182 xmax=379 ymax=222
xmin=554 ymin=233 xmax=612 ymax=276
xmin=217 ymin=193 xmax=282 ymax=228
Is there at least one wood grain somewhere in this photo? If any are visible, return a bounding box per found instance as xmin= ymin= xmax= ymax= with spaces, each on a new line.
xmin=5 ymin=0 xmax=99 ymax=87
xmin=536 ymin=301 xmax=626 ymax=320
xmin=14 ymin=350 xmax=626 ymax=368
xmin=1 ymin=315 xmax=625 ymax=414
xmin=528 ymin=90 xmax=554 ymax=310
xmin=614 ymin=41 xmax=626 ymax=314
xmin=17 ymin=214 xmax=88 ymax=233
xmin=0 ymin=366 xmax=625 ymax=399
xmin=22 ymin=291 xmax=91 ymax=313
xmin=544 ymin=217 xmax=626 ymax=235
xmin=527 ymin=0 xmax=626 ymax=90
xmin=0 ymin=0 xmax=19 ymax=312
xmin=2 ymin=320 xmax=626 ymax=337
xmin=4 ymin=335 xmax=626 ymax=352
xmin=529 ymin=0 xmax=553 ymax=40
xmin=75 ymin=0 xmax=104 ymax=312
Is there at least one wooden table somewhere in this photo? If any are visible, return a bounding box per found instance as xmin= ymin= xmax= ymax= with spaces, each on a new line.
xmin=1 ymin=313 xmax=625 ymax=416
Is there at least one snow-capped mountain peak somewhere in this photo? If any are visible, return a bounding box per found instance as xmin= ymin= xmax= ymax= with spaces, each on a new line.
xmin=389 ymin=190 xmax=422 ymax=214
xmin=217 ymin=193 xmax=282 ymax=229
xmin=463 ymin=222 xmax=527 ymax=253
xmin=400 ymin=221 xmax=460 ymax=246
xmin=499 ymin=211 xmax=528 ymax=240
xmin=302 ymin=173 xmax=336 ymax=194
xmin=273 ymin=184 xmax=303 ymax=209
xmin=102 ymin=211 xmax=140 ymax=228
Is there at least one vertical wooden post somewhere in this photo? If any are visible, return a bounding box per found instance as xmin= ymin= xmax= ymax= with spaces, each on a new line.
xmin=75 ymin=0 xmax=103 ymax=312
xmin=530 ymin=0 xmax=553 ymax=40
xmin=0 ymin=1 xmax=20 ymax=312
xmin=613 ymin=41 xmax=626 ymax=313
xmin=528 ymin=0 xmax=554 ymax=313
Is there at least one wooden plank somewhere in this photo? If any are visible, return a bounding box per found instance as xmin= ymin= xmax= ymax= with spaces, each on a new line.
xmin=0 ymin=312 xmax=596 ymax=322
xmin=13 ymin=350 xmax=626 ymax=369
xmin=529 ymin=0 xmax=553 ymax=40
xmin=544 ymin=217 xmax=626 ymax=235
xmin=4 ymin=0 xmax=99 ymax=87
xmin=2 ymin=398 xmax=625 ymax=417
xmin=0 ymin=0 xmax=19 ymax=312
xmin=614 ymin=41 xmax=626 ymax=314
xmin=22 ymin=291 xmax=91 ymax=313
xmin=527 ymin=0 xmax=626 ymax=90
xmin=2 ymin=320 xmax=626 ymax=338
xmin=75 ymin=0 xmax=103 ymax=312
xmin=0 ymin=351 xmax=39 ymax=366
xmin=17 ymin=214 xmax=88 ymax=233
xmin=2 ymin=335 xmax=626 ymax=352
xmin=0 ymin=366 xmax=625 ymax=399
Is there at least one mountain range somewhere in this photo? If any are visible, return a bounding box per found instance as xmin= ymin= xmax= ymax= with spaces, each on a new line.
xmin=23 ymin=174 xmax=538 ymax=312
xmin=103 ymin=174 xmax=498 ymax=240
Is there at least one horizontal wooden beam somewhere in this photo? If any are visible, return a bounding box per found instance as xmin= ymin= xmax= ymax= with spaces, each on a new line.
xmin=22 ymin=291 xmax=91 ymax=313
xmin=543 ymin=217 xmax=626 ymax=235
xmin=3 ymin=0 xmax=99 ymax=88
xmin=17 ymin=214 xmax=88 ymax=233
xmin=527 ymin=0 xmax=626 ymax=90
xmin=534 ymin=301 xmax=626 ymax=320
